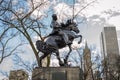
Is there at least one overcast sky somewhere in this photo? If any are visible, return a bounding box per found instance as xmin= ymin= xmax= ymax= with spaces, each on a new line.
xmin=0 ymin=0 xmax=120 ymax=79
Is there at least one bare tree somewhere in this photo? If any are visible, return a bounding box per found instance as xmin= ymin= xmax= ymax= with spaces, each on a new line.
xmin=0 ymin=27 xmax=22 ymax=64
xmin=0 ymin=0 xmax=49 ymax=67
xmin=71 ymin=45 xmax=103 ymax=80
xmin=13 ymin=54 xmax=37 ymax=80
xmin=116 ymin=56 xmax=120 ymax=80
xmin=102 ymin=55 xmax=120 ymax=80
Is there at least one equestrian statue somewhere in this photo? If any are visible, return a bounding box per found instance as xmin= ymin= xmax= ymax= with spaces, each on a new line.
xmin=36 ymin=14 xmax=82 ymax=67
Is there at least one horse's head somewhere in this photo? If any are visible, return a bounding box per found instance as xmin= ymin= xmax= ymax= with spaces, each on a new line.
xmin=60 ymin=19 xmax=80 ymax=33
xmin=68 ymin=21 xmax=80 ymax=33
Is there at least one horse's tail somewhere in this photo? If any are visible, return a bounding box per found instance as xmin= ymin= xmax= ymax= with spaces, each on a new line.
xmin=36 ymin=40 xmax=45 ymax=51
xmin=36 ymin=40 xmax=41 ymax=51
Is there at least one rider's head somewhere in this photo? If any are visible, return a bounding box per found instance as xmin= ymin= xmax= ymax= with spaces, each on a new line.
xmin=52 ymin=14 xmax=57 ymax=21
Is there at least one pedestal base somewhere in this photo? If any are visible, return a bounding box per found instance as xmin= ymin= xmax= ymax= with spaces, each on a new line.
xmin=32 ymin=67 xmax=82 ymax=80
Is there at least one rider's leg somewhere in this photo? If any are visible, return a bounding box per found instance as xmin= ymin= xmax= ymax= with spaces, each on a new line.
xmin=42 ymin=30 xmax=57 ymax=40
xmin=59 ymin=31 xmax=72 ymax=45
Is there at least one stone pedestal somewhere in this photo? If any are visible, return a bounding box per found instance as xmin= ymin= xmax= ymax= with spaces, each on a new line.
xmin=32 ymin=67 xmax=82 ymax=80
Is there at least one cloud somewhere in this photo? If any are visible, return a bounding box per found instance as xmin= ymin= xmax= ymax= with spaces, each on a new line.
xmin=0 ymin=57 xmax=13 ymax=72
xmin=27 ymin=0 xmax=51 ymax=19
xmin=89 ymin=15 xmax=100 ymax=19
xmin=50 ymin=59 xmax=59 ymax=67
xmin=12 ymin=0 xmax=18 ymax=5
xmin=53 ymin=2 xmax=73 ymax=22
xmin=0 ymin=76 xmax=8 ymax=80
xmin=111 ymin=11 xmax=120 ymax=17
xmin=16 ymin=44 xmax=36 ymax=62
xmin=108 ymin=16 xmax=120 ymax=30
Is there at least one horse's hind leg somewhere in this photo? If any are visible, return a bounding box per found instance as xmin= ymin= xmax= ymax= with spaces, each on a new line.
xmin=39 ymin=53 xmax=49 ymax=67
xmin=64 ymin=45 xmax=72 ymax=66
xmin=55 ymin=50 xmax=64 ymax=66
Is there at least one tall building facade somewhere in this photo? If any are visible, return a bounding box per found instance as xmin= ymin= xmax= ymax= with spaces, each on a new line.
xmin=100 ymin=27 xmax=120 ymax=80
xmin=83 ymin=42 xmax=93 ymax=80
xmin=117 ymin=30 xmax=120 ymax=52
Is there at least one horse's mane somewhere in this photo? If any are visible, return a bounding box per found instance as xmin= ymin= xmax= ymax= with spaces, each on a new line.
xmin=60 ymin=22 xmax=71 ymax=30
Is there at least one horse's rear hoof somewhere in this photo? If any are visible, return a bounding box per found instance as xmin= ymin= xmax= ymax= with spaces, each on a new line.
xmin=78 ymin=41 xmax=81 ymax=44
xmin=59 ymin=61 xmax=65 ymax=66
xmin=60 ymin=63 xmax=65 ymax=66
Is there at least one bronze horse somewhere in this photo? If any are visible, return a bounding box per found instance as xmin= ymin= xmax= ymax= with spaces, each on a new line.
xmin=36 ymin=21 xmax=82 ymax=67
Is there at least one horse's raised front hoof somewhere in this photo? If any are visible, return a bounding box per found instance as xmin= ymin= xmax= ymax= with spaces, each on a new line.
xmin=78 ymin=41 xmax=81 ymax=44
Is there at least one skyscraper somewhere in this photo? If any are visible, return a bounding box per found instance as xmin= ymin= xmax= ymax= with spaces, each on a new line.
xmin=117 ymin=30 xmax=120 ymax=52
xmin=100 ymin=27 xmax=120 ymax=80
